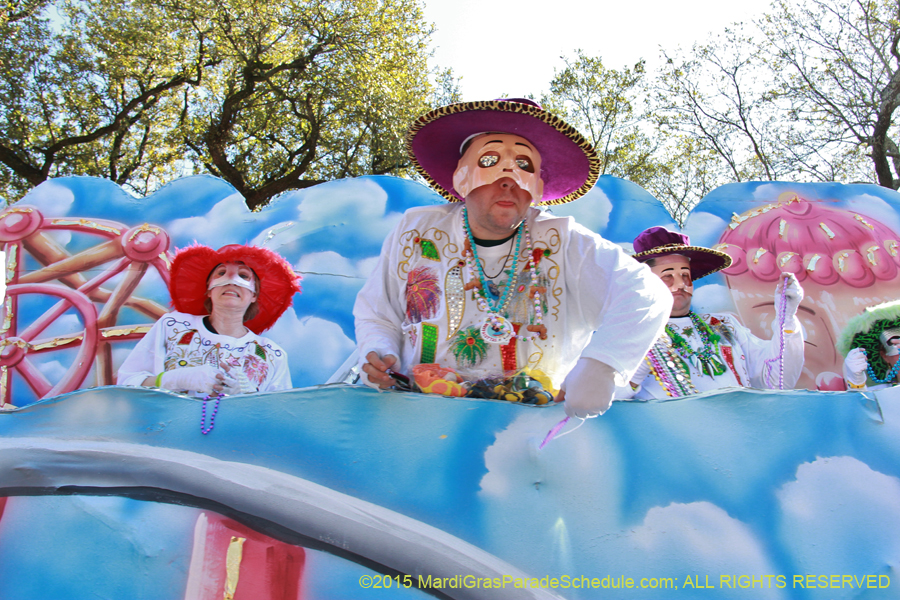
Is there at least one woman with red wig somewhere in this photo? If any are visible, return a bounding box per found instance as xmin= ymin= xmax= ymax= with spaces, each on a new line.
xmin=117 ymin=244 xmax=301 ymax=396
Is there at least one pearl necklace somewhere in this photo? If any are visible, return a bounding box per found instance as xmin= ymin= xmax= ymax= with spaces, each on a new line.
xmin=461 ymin=207 xmax=544 ymax=345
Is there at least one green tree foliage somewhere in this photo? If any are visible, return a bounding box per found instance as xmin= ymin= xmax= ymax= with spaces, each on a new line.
xmin=0 ymin=0 xmax=211 ymax=200
xmin=541 ymin=50 xmax=660 ymax=185
xmin=647 ymin=136 xmax=724 ymax=226
xmin=1 ymin=0 xmax=45 ymax=25
xmin=0 ymin=0 xmax=437 ymax=208
xmin=655 ymin=28 xmax=784 ymax=183
xmin=535 ymin=0 xmax=897 ymax=223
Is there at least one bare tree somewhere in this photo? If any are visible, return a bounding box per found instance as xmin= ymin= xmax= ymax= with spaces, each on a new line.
xmin=760 ymin=0 xmax=900 ymax=188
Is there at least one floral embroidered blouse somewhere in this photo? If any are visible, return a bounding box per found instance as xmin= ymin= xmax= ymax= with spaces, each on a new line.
xmin=117 ymin=311 xmax=291 ymax=395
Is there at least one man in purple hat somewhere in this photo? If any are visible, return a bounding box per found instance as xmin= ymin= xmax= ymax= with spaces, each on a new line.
xmin=353 ymin=99 xmax=672 ymax=418
xmin=620 ymin=226 xmax=805 ymax=399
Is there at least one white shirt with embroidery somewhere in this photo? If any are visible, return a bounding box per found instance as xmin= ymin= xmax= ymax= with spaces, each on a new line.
xmin=618 ymin=312 xmax=804 ymax=400
xmin=117 ymin=311 xmax=291 ymax=395
xmin=353 ymin=203 xmax=672 ymax=390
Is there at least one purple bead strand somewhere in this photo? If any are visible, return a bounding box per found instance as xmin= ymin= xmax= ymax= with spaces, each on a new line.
xmin=200 ymin=395 xmax=221 ymax=435
xmin=764 ymin=275 xmax=789 ymax=390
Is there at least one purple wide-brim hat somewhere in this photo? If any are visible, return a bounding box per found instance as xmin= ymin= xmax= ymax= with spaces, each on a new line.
xmin=406 ymin=99 xmax=600 ymax=205
xmin=632 ymin=226 xmax=732 ymax=280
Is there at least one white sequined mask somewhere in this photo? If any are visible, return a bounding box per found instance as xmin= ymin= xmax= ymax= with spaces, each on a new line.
xmin=207 ymin=272 xmax=256 ymax=294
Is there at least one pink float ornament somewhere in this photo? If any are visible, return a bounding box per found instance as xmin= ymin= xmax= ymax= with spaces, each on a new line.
xmin=0 ymin=205 xmax=173 ymax=406
xmin=719 ymin=195 xmax=900 ymax=288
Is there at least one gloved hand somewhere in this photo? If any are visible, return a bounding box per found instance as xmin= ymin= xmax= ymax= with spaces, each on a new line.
xmin=159 ymin=365 xmax=226 ymax=395
xmin=842 ymin=348 xmax=868 ymax=387
xmin=775 ymin=272 xmax=804 ymax=321
xmin=560 ymin=358 xmax=617 ymax=419
xmin=219 ymin=374 xmax=240 ymax=396
xmin=217 ymin=363 xmax=258 ymax=396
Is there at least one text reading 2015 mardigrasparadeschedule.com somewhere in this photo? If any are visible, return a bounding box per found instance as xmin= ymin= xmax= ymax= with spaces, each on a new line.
xmin=358 ymin=573 xmax=891 ymax=592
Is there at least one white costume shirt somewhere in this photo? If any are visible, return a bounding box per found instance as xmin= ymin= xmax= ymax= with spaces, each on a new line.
xmin=117 ymin=311 xmax=292 ymax=395
xmin=353 ymin=204 xmax=671 ymax=390
xmin=618 ymin=312 xmax=804 ymax=400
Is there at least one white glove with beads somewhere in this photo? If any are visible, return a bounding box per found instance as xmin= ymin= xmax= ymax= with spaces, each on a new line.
xmin=842 ymin=348 xmax=868 ymax=388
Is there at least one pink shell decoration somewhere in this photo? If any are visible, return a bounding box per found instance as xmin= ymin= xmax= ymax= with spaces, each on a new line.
xmin=747 ymin=248 xmax=780 ymax=282
xmin=833 ymin=250 xmax=875 ymax=288
xmin=717 ymin=243 xmax=748 ymax=276
xmin=719 ymin=197 xmax=900 ymax=288
xmin=804 ymin=252 xmax=839 ymax=285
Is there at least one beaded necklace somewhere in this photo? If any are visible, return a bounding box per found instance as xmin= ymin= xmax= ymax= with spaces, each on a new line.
xmin=647 ymin=338 xmax=698 ymax=397
xmin=665 ymin=312 xmax=726 ymax=377
xmin=200 ymin=394 xmax=221 ymax=434
xmin=461 ymin=207 xmax=544 ymax=345
xmin=763 ymin=276 xmax=789 ymax=389
xmin=862 ymin=348 xmax=900 ymax=384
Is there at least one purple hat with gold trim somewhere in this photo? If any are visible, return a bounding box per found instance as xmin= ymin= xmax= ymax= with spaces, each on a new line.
xmin=406 ymin=98 xmax=600 ymax=205
xmin=633 ymin=226 xmax=732 ymax=280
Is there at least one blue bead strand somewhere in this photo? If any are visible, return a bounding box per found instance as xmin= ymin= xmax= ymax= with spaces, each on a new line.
xmin=862 ymin=348 xmax=900 ymax=384
xmin=462 ymin=207 xmax=522 ymax=314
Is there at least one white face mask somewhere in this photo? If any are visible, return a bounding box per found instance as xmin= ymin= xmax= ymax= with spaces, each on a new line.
xmin=452 ymin=133 xmax=544 ymax=201
xmin=207 ymin=263 xmax=257 ymax=293
xmin=880 ymin=328 xmax=900 ymax=356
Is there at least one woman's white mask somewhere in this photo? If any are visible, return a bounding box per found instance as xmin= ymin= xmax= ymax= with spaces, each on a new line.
xmin=208 ymin=263 xmax=257 ymax=293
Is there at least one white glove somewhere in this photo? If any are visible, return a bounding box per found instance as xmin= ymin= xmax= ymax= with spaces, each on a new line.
xmin=775 ymin=272 xmax=804 ymax=320
xmin=842 ymin=348 xmax=868 ymax=387
xmin=562 ymin=358 xmax=617 ymax=419
xmin=219 ymin=374 xmax=241 ymax=396
xmin=217 ymin=362 xmax=258 ymax=396
xmin=159 ymin=365 xmax=225 ymax=395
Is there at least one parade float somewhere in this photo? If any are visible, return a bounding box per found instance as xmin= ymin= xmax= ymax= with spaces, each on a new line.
xmin=0 ymin=173 xmax=898 ymax=599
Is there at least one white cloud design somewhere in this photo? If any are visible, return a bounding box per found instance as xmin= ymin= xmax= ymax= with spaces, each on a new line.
xmin=693 ymin=282 xmax=738 ymax=314
xmin=166 ymin=192 xmax=251 ymax=247
xmin=295 ymin=251 xmax=372 ymax=280
xmin=264 ymin=311 xmax=355 ymax=386
xmin=19 ymin=180 xmax=76 ymax=215
xmin=551 ymin=186 xmax=613 ymax=234
xmin=252 ymin=178 xmax=402 ymax=253
xmin=776 ymin=455 xmax=900 ymax=590
xmin=845 ymin=193 xmax=900 ymax=236
xmin=632 ymin=502 xmax=780 ymax=590
xmin=683 ymin=210 xmax=729 ymax=248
